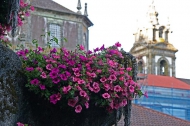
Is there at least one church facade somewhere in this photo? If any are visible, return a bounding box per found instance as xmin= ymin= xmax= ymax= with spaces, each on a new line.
xmin=130 ymin=2 xmax=177 ymax=77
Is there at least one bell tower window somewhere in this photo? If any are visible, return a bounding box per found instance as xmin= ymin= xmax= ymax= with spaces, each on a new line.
xmin=160 ymin=60 xmax=168 ymax=76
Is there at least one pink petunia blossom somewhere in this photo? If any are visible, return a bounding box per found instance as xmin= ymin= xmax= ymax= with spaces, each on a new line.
xmin=58 ymin=64 xmax=66 ymax=69
xmin=114 ymin=85 xmax=122 ymax=92
xmin=51 ymin=68 xmax=59 ymax=73
xmin=129 ymin=85 xmax=134 ymax=93
xmin=119 ymin=76 xmax=124 ymax=81
xmin=40 ymin=72 xmax=47 ymax=78
xmin=100 ymin=77 xmax=107 ymax=83
xmin=74 ymin=70 xmax=81 ymax=77
xmin=93 ymin=82 xmax=99 ymax=89
xmin=114 ymin=103 xmax=120 ymax=109
xmin=30 ymin=6 xmax=35 ymax=11
xmin=20 ymin=0 xmax=25 ymax=7
xmin=53 ymin=55 xmax=60 ymax=59
xmin=68 ymin=97 xmax=78 ymax=107
xmin=39 ymin=84 xmax=46 ymax=90
xmin=26 ymin=67 xmax=34 ymax=71
xmin=46 ymin=64 xmax=53 ymax=70
xmin=96 ymin=69 xmax=102 ymax=73
xmin=124 ymin=82 xmax=129 ymax=86
xmin=17 ymin=122 xmax=25 ymax=126
xmin=60 ymin=74 xmax=67 ymax=81
xmin=88 ymin=86 xmax=94 ymax=92
xmin=50 ymin=48 xmax=57 ymax=53
xmin=85 ymin=102 xmax=89 ymax=109
xmin=109 ymin=75 xmax=117 ymax=81
xmin=65 ymin=71 xmax=71 ymax=77
xmin=79 ymin=90 xmax=87 ymax=97
xmin=126 ymin=67 xmax=132 ymax=72
xmin=90 ymin=72 xmax=97 ymax=78
xmin=76 ymin=85 xmax=82 ymax=91
xmin=93 ymin=87 xmax=100 ymax=93
xmin=17 ymin=17 xmax=23 ymax=26
xmin=52 ymin=78 xmax=60 ymax=84
xmin=115 ymin=42 xmax=121 ymax=47
xmin=108 ymin=60 xmax=115 ymax=67
xmin=102 ymin=93 xmax=110 ymax=99
xmin=119 ymin=71 xmax=125 ymax=75
xmin=72 ymin=77 xmax=79 ymax=82
xmin=50 ymin=93 xmax=61 ymax=104
xmin=36 ymin=67 xmax=43 ymax=72
xmin=121 ymin=99 xmax=127 ymax=107
xmin=30 ymin=79 xmax=39 ymax=85
xmin=103 ymin=83 xmax=110 ymax=91
xmin=49 ymin=71 xmax=58 ymax=79
xmin=25 ymin=11 xmax=30 ymax=17
xmin=75 ymin=105 xmax=82 ymax=113
xmin=62 ymin=85 xmax=72 ymax=94
xmin=77 ymin=79 xmax=85 ymax=84
xmin=50 ymin=95 xmax=57 ymax=104
xmin=38 ymin=47 xmax=43 ymax=52
xmin=79 ymin=45 xmax=85 ymax=50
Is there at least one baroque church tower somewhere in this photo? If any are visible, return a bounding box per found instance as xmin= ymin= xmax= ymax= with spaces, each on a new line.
xmin=130 ymin=1 xmax=178 ymax=77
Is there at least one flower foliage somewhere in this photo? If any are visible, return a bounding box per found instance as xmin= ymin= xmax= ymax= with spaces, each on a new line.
xmin=0 ymin=0 xmax=34 ymax=38
xmin=17 ymin=42 xmax=143 ymax=113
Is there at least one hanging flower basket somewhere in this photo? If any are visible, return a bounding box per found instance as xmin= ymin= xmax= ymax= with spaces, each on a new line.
xmin=15 ymin=39 xmax=143 ymax=126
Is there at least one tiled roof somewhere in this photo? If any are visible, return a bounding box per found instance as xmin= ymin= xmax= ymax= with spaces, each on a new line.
xmin=117 ymin=104 xmax=190 ymax=126
xmin=138 ymin=74 xmax=190 ymax=90
xmin=31 ymin=0 xmax=76 ymax=14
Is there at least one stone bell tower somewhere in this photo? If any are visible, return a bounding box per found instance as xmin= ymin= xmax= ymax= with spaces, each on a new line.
xmin=130 ymin=1 xmax=178 ymax=77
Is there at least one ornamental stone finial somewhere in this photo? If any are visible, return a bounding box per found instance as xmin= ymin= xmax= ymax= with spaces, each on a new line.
xmin=84 ymin=3 xmax=88 ymax=16
xmin=77 ymin=0 xmax=82 ymax=14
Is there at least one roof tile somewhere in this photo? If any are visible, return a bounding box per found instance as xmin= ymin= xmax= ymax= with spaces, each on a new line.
xmin=117 ymin=104 xmax=190 ymax=126
xmin=31 ymin=0 xmax=76 ymax=14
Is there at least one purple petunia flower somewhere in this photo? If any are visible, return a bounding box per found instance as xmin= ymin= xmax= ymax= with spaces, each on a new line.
xmin=30 ymin=79 xmax=40 ymax=85
xmin=49 ymin=71 xmax=58 ymax=79
xmin=100 ymin=44 xmax=105 ymax=50
xmin=52 ymin=78 xmax=60 ymax=84
xmin=26 ymin=67 xmax=34 ymax=71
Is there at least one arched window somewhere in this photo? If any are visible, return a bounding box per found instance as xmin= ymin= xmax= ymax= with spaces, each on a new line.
xmin=160 ymin=60 xmax=168 ymax=76
xmin=138 ymin=61 xmax=143 ymax=73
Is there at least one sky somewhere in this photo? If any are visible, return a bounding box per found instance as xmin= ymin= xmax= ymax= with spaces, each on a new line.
xmin=54 ymin=0 xmax=190 ymax=79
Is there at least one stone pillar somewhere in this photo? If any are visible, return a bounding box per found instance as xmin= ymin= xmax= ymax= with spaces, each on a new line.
xmin=155 ymin=30 xmax=159 ymax=41
xmin=172 ymin=57 xmax=176 ymax=77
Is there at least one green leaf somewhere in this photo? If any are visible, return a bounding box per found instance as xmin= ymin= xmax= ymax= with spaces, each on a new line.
xmin=32 ymin=39 xmax=38 ymax=44
xmin=36 ymin=43 xmax=38 ymax=48
xmin=47 ymin=31 xmax=51 ymax=36
xmin=63 ymin=37 xmax=68 ymax=42
xmin=53 ymin=36 xmax=58 ymax=44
